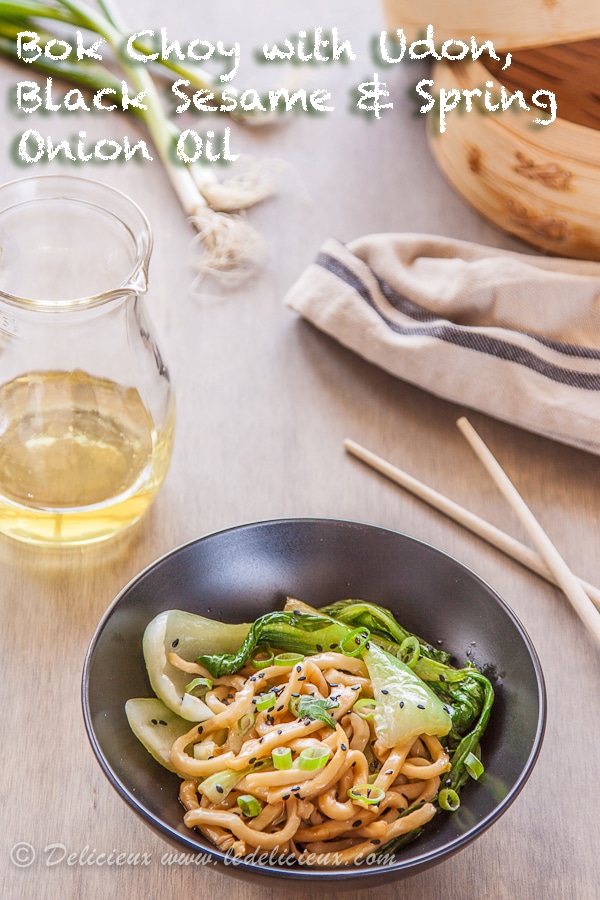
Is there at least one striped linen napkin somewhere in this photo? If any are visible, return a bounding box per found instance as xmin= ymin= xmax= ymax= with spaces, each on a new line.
xmin=284 ymin=234 xmax=600 ymax=455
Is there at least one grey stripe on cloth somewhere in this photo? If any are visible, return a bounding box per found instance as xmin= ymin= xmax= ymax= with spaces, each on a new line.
xmin=284 ymin=234 xmax=600 ymax=455
xmin=316 ymin=252 xmax=600 ymax=389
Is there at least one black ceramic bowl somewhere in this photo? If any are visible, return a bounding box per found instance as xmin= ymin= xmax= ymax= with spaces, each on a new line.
xmin=82 ymin=518 xmax=546 ymax=888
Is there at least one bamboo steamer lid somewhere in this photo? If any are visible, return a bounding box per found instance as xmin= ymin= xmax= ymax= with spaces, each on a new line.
xmin=381 ymin=0 xmax=600 ymax=50
xmin=427 ymin=56 xmax=600 ymax=259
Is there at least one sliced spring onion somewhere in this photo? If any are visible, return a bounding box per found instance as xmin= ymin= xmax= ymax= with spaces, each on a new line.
xmin=237 ymin=795 xmax=262 ymax=817
xmin=237 ymin=713 xmax=255 ymax=735
xmin=184 ymin=677 xmax=213 ymax=696
xmin=347 ymin=784 xmax=385 ymax=805
xmin=274 ymin=652 xmax=305 ymax=666
xmin=297 ymin=746 xmax=331 ymax=771
xmin=399 ymin=636 xmax=420 ymax=669
xmin=438 ymin=788 xmax=461 ymax=812
xmin=250 ymin=646 xmax=274 ymax=669
xmin=464 ymin=751 xmax=485 ymax=780
xmin=340 ymin=627 xmax=371 ymax=658
xmin=255 ymin=691 xmax=276 ymax=712
xmin=272 ymin=746 xmax=293 ymax=769
xmin=352 ymin=698 xmax=381 ymax=719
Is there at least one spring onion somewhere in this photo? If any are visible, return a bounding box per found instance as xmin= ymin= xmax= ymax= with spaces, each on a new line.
xmin=0 ymin=0 xmax=274 ymax=285
xmin=464 ymin=751 xmax=485 ymax=780
xmin=274 ymin=652 xmax=305 ymax=666
xmin=399 ymin=636 xmax=420 ymax=668
xmin=340 ymin=627 xmax=371 ymax=658
xmin=352 ymin=698 xmax=381 ymax=719
xmin=184 ymin=677 xmax=212 ymax=697
xmin=255 ymin=691 xmax=276 ymax=713
xmin=271 ymin=746 xmax=293 ymax=769
xmin=237 ymin=795 xmax=262 ymax=817
xmin=347 ymin=784 xmax=385 ymax=805
xmin=297 ymin=746 xmax=331 ymax=771
xmin=250 ymin=647 xmax=274 ymax=669
xmin=237 ymin=713 xmax=255 ymax=735
xmin=438 ymin=788 xmax=461 ymax=812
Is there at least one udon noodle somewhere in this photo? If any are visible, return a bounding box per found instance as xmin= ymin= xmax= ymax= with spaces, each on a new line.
xmin=167 ymin=648 xmax=448 ymax=864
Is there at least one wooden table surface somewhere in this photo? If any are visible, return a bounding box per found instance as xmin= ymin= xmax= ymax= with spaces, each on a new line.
xmin=2 ymin=3 xmax=599 ymax=898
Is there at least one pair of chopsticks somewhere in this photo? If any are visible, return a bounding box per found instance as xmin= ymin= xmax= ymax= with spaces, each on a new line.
xmin=344 ymin=417 xmax=600 ymax=649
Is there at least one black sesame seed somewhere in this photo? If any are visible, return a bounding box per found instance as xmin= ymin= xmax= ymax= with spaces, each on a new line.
xmin=151 ymin=718 xmax=158 ymax=725
xmin=443 ymin=705 xmax=450 ymax=713
xmin=291 ymin=692 xmax=300 ymax=697
xmin=249 ymin=757 xmax=257 ymax=765
xmin=329 ymin=683 xmax=339 ymax=687
xmin=399 ymin=701 xmax=405 ymax=709
xmin=371 ymin=839 xmax=381 ymax=846
xmin=171 ymin=638 xmax=179 ymax=648
xmin=298 ymin=676 xmax=307 ymax=681
xmin=215 ymin=785 xmax=224 ymax=794
xmin=296 ymin=665 xmax=302 ymax=673
xmin=381 ymin=689 xmax=389 ymax=695
xmin=293 ymin=610 xmax=301 ymax=616
xmin=316 ymin=644 xmax=323 ymax=652
xmin=257 ymin=672 xmax=265 ymax=678
xmin=439 ymin=674 xmax=446 ymax=682
xmin=445 ymin=778 xmax=452 ymax=786
xmin=365 ymin=642 xmax=370 ymax=649
xmin=282 ymin=793 xmax=290 ymax=800
xmin=385 ymin=769 xmax=393 ymax=775
xmin=417 ymin=704 xmax=426 ymax=710
xmin=208 ymin=755 xmax=214 ymax=760
xmin=277 ymin=705 xmax=284 ymax=712
xmin=352 ymin=820 xmax=362 ymax=828
xmin=329 ymin=643 xmax=337 ymax=650
xmin=352 ymin=685 xmax=361 ymax=691
xmin=159 ymin=720 xmax=167 ymax=726
xmin=277 ymin=729 xmax=283 ymax=735
xmin=197 ymin=725 xmax=203 ymax=734
xmin=341 ymin=743 xmax=347 ymax=751
xmin=292 ymin=786 xmax=300 ymax=792
xmin=258 ymin=737 xmax=264 ymax=744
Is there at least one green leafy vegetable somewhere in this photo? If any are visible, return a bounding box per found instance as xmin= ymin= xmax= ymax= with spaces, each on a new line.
xmin=319 ymin=599 xmax=452 ymax=664
xmin=364 ymin=643 xmax=452 ymax=747
xmin=143 ymin=609 xmax=250 ymax=721
xmin=290 ymin=695 xmax=339 ymax=729
xmin=124 ymin=698 xmax=192 ymax=776
xmin=196 ymin=610 xmax=350 ymax=677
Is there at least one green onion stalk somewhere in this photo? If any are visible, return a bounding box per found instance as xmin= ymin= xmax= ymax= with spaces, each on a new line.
xmin=0 ymin=0 xmax=277 ymax=285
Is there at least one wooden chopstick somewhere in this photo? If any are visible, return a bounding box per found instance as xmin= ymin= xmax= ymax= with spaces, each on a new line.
xmin=457 ymin=417 xmax=600 ymax=649
xmin=343 ymin=437 xmax=600 ymax=612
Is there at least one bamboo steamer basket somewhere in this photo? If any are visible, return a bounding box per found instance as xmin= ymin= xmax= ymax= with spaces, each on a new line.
xmin=381 ymin=0 xmax=600 ymax=50
xmin=426 ymin=47 xmax=600 ymax=260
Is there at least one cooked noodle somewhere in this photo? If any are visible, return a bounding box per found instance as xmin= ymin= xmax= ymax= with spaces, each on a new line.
xmin=170 ymin=650 xmax=448 ymax=865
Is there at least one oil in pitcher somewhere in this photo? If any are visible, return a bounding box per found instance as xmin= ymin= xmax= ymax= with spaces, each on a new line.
xmin=0 ymin=175 xmax=175 ymax=546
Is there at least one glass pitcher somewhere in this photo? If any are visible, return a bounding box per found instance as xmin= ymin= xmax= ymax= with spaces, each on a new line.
xmin=0 ymin=175 xmax=175 ymax=546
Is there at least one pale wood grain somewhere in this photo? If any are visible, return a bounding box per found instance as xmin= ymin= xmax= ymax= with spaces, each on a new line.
xmin=1 ymin=3 xmax=600 ymax=900
xmin=457 ymin=417 xmax=600 ymax=648
xmin=344 ymin=437 xmax=600 ymax=610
